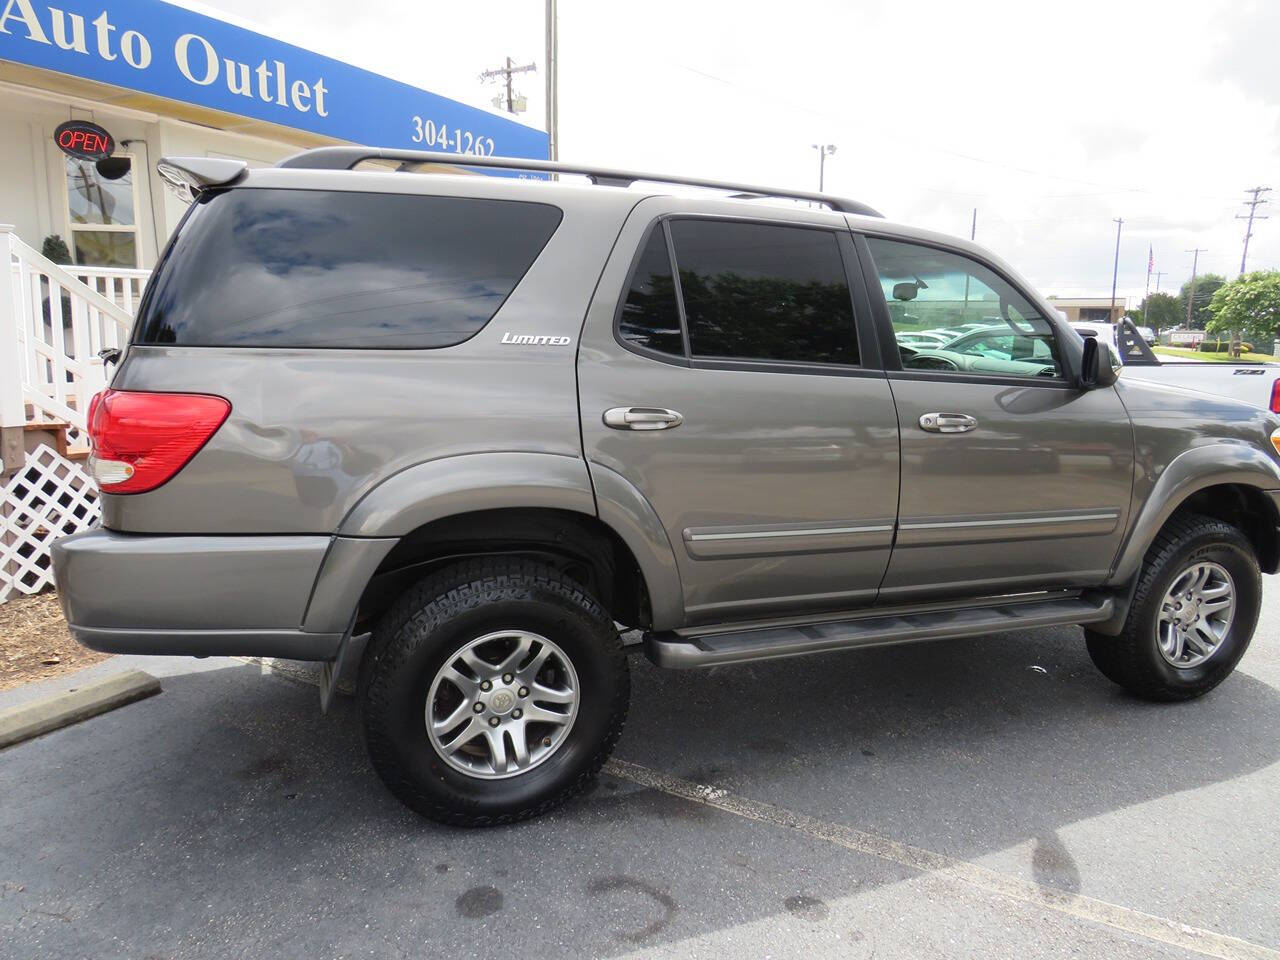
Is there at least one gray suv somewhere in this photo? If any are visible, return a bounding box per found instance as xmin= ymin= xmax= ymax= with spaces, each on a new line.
xmin=53 ymin=148 xmax=1280 ymax=825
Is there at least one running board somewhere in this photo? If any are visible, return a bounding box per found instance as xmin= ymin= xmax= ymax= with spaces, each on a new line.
xmin=644 ymin=595 xmax=1114 ymax=669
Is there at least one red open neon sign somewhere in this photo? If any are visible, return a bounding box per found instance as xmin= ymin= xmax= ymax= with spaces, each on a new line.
xmin=53 ymin=121 xmax=115 ymax=161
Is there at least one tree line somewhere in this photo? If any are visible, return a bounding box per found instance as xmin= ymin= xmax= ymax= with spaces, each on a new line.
xmin=1136 ymin=271 xmax=1280 ymax=348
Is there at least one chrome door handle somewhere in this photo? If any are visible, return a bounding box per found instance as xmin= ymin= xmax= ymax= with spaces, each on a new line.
xmin=919 ymin=412 xmax=977 ymax=433
xmin=603 ymin=407 xmax=684 ymax=431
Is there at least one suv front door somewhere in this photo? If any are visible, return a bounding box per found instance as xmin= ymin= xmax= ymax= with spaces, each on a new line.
xmin=579 ymin=201 xmax=900 ymax=627
xmin=857 ymin=234 xmax=1134 ymax=602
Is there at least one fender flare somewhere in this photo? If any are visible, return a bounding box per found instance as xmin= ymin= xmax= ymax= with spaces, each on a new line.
xmin=303 ymin=453 xmax=684 ymax=634
xmin=588 ymin=463 xmax=685 ymax=631
xmin=338 ymin=452 xmax=596 ymax=537
xmin=1110 ymin=441 xmax=1280 ymax=583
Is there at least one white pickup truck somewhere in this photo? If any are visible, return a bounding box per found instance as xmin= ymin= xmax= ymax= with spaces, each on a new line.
xmin=1072 ymin=319 xmax=1280 ymax=412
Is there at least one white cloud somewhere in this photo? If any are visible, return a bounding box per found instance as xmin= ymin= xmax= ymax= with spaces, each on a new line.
xmin=178 ymin=0 xmax=1280 ymax=302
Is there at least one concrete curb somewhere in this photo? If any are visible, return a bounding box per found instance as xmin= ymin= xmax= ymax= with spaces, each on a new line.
xmin=0 ymin=669 xmax=161 ymax=749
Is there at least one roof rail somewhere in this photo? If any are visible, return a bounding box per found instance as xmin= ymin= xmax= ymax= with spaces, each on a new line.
xmin=276 ymin=147 xmax=883 ymax=217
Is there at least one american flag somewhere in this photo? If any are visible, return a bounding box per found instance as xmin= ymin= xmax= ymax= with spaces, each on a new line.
xmin=1148 ymin=245 xmax=1154 ymax=276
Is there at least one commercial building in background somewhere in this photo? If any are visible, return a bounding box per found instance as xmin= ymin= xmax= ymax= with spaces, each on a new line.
xmin=1046 ymin=297 xmax=1127 ymax=325
xmin=0 ymin=0 xmax=549 ymax=269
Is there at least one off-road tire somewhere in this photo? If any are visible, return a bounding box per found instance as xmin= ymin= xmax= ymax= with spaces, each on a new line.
xmin=360 ymin=558 xmax=629 ymax=826
xmin=1085 ymin=513 xmax=1259 ymax=702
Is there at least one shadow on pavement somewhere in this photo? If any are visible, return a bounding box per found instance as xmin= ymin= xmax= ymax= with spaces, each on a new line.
xmin=2 ymin=624 xmax=1277 ymax=958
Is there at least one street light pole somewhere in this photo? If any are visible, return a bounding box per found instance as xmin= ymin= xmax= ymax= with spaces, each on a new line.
xmin=811 ymin=144 xmax=836 ymax=192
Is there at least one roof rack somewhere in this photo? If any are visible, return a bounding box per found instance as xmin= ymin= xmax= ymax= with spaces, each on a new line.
xmin=276 ymin=147 xmax=883 ymax=217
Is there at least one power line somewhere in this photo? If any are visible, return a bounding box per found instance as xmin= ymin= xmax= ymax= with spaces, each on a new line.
xmin=1236 ymin=186 xmax=1271 ymax=274
xmin=641 ymin=55 xmax=1245 ymax=203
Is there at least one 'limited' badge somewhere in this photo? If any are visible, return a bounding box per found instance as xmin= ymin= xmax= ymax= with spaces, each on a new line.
xmin=501 ymin=333 xmax=572 ymax=346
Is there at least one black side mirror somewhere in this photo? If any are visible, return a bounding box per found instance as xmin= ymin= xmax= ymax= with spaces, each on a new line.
xmin=892 ymin=282 xmax=919 ymax=302
xmin=1079 ymin=336 xmax=1098 ymax=388
xmin=1078 ymin=336 xmax=1117 ymax=389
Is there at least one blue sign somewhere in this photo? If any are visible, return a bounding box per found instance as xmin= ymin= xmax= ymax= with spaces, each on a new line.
xmin=0 ymin=0 xmax=550 ymax=162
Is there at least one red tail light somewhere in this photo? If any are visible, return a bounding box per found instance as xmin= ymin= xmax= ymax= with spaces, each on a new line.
xmin=87 ymin=389 xmax=231 ymax=494
xmin=1270 ymin=379 xmax=1280 ymax=414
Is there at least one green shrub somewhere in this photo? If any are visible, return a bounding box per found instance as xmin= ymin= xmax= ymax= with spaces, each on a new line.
xmin=1198 ymin=339 xmax=1254 ymax=353
xmin=41 ymin=234 xmax=72 ymax=264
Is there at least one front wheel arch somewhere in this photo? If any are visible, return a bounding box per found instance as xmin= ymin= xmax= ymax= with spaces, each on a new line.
xmin=1110 ymin=443 xmax=1280 ymax=584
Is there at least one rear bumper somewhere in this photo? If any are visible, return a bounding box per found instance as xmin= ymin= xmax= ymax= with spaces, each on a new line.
xmin=51 ymin=529 xmax=342 ymax=660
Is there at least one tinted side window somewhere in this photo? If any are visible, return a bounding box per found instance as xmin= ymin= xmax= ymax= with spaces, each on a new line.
xmin=668 ymin=220 xmax=859 ymax=365
xmin=864 ymin=237 xmax=1062 ymax=379
xmin=134 ymin=189 xmax=562 ymax=348
xmin=619 ymin=227 xmax=684 ymax=356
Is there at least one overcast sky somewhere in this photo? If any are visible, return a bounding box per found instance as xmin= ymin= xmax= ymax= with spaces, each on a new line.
xmin=182 ymin=0 xmax=1279 ymax=304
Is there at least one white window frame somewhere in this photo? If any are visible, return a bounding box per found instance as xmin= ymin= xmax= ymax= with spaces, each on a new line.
xmin=63 ymin=150 xmax=142 ymax=268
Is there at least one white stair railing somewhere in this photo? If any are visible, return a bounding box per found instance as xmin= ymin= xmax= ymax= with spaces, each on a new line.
xmin=72 ymin=265 xmax=152 ymax=318
xmin=4 ymin=226 xmax=137 ymax=441
xmin=1 ymin=224 xmax=145 ymax=602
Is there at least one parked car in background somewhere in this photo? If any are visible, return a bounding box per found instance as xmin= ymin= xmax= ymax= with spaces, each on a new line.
xmin=895 ymin=331 xmax=951 ymax=347
xmin=897 ymin=324 xmax=1058 ymax=377
xmin=1137 ymin=325 xmax=1157 ymax=345
xmin=1074 ymin=319 xmax=1280 ymax=412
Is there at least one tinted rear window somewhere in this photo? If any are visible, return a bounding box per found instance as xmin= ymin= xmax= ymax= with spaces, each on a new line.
xmin=668 ymin=219 xmax=858 ymax=366
xmin=134 ymin=188 xmax=562 ymax=348
xmin=618 ymin=226 xmax=684 ymax=357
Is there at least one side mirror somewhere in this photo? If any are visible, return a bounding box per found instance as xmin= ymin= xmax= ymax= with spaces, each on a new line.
xmin=1078 ymin=336 xmax=1117 ymax=389
xmin=1080 ymin=337 xmax=1098 ymax=388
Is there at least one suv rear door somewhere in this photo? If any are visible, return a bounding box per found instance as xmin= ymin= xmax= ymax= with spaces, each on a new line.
xmin=578 ymin=199 xmax=900 ymax=627
xmin=855 ymin=232 xmax=1134 ymax=602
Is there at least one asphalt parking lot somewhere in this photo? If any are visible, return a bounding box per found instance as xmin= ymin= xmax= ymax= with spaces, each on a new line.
xmin=4 ymin=585 xmax=1280 ymax=960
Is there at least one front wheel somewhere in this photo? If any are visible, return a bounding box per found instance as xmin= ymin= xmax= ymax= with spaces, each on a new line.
xmin=1085 ymin=513 xmax=1260 ymax=702
xmin=360 ymin=559 xmax=629 ymax=825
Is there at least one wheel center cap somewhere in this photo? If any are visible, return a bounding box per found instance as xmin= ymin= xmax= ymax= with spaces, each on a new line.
xmin=489 ymin=689 xmax=516 ymax=714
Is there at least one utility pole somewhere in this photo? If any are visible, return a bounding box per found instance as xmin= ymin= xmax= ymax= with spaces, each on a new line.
xmin=811 ymin=144 xmax=836 ymax=192
xmin=1236 ymin=186 xmax=1271 ymax=274
xmin=1109 ymin=218 xmax=1123 ymax=319
xmin=1185 ymin=248 xmax=1206 ymax=328
xmin=545 ymin=0 xmax=558 ymax=160
xmin=1144 ymin=244 xmax=1152 ymax=304
xmin=969 ymin=207 xmax=977 ymax=241
xmin=480 ymin=57 xmax=537 ymax=114
xmin=1153 ymin=270 xmax=1166 ymax=292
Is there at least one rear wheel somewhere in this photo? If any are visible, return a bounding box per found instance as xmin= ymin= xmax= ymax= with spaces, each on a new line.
xmin=360 ymin=558 xmax=629 ymax=825
xmin=1085 ymin=513 xmax=1259 ymax=701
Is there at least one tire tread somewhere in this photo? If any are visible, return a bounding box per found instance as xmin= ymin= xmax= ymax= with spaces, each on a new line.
xmin=360 ymin=558 xmax=628 ymax=826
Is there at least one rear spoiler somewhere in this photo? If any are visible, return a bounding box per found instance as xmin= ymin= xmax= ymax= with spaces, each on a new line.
xmin=156 ymin=156 xmax=248 ymax=203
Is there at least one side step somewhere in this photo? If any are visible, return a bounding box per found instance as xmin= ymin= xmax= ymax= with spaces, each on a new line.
xmin=644 ymin=594 xmax=1114 ymax=669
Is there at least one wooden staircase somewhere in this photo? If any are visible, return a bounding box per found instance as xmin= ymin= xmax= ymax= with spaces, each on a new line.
xmin=23 ymin=421 xmax=90 ymax=463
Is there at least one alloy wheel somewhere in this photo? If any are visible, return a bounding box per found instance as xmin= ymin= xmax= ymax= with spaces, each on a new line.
xmin=425 ymin=630 xmax=580 ymax=779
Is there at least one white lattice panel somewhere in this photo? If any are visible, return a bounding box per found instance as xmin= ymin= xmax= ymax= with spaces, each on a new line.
xmin=0 ymin=444 xmax=99 ymax=603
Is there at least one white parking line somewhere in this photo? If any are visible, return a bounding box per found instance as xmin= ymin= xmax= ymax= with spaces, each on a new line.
xmin=604 ymin=758 xmax=1280 ymax=960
